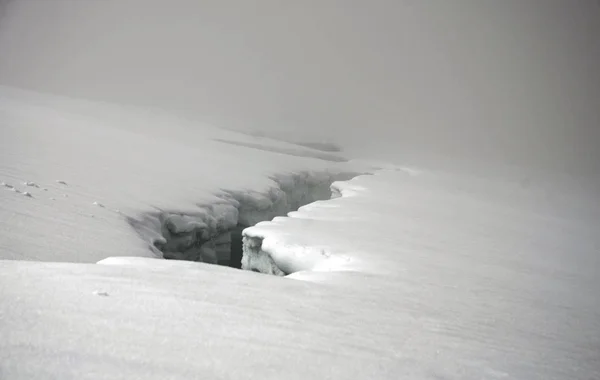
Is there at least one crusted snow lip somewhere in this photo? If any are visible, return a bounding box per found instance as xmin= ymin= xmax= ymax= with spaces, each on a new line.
xmin=125 ymin=170 xmax=362 ymax=271
xmin=240 ymin=179 xmax=364 ymax=276
xmin=240 ymin=166 xmax=421 ymax=276
xmin=240 ymin=232 xmax=347 ymax=276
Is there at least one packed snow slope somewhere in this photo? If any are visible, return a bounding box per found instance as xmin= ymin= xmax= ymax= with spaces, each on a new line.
xmin=1 ymin=88 xmax=599 ymax=379
xmin=2 ymin=169 xmax=599 ymax=379
xmin=0 ymin=86 xmax=361 ymax=262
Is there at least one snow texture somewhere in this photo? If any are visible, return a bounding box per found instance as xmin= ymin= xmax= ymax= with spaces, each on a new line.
xmin=1 ymin=87 xmax=599 ymax=380
xmin=0 ymin=86 xmax=364 ymax=263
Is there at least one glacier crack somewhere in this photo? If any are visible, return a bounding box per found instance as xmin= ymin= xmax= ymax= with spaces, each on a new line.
xmin=128 ymin=170 xmax=359 ymax=274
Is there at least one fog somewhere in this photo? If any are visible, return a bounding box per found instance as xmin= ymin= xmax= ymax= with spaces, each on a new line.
xmin=0 ymin=0 xmax=598 ymax=180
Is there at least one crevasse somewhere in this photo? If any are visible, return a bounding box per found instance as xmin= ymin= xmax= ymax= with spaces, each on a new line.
xmin=138 ymin=170 xmax=360 ymax=271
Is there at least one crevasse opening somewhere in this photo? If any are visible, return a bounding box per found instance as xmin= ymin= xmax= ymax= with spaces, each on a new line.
xmin=143 ymin=170 xmax=359 ymax=273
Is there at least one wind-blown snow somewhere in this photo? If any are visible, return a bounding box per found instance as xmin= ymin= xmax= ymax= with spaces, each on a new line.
xmin=1 ymin=87 xmax=599 ymax=379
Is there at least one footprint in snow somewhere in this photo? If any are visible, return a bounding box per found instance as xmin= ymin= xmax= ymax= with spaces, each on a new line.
xmin=93 ymin=291 xmax=109 ymax=297
xmin=22 ymin=192 xmax=33 ymax=198
xmin=93 ymin=201 xmax=105 ymax=208
xmin=23 ymin=181 xmax=40 ymax=188
xmin=56 ymin=180 xmax=68 ymax=185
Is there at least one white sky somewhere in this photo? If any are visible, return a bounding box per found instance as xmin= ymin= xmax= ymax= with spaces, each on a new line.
xmin=0 ymin=0 xmax=598 ymax=178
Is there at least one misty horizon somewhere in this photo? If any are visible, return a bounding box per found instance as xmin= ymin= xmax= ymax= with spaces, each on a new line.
xmin=1 ymin=0 xmax=598 ymax=180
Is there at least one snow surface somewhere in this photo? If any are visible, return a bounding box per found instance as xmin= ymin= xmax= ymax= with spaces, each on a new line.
xmin=0 ymin=86 xmax=362 ymax=262
xmin=1 ymin=87 xmax=600 ymax=379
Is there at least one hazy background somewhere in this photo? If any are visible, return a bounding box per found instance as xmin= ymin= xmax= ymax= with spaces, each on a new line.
xmin=0 ymin=0 xmax=598 ymax=180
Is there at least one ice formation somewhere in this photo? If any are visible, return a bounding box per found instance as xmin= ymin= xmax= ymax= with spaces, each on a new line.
xmin=136 ymin=170 xmax=359 ymax=271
